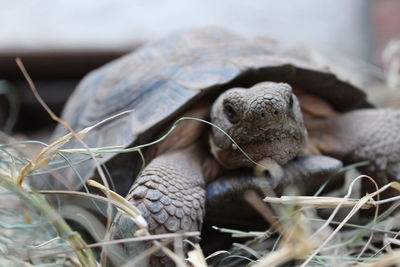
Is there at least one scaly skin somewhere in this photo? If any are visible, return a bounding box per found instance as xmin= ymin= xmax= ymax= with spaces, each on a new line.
xmin=111 ymin=80 xmax=400 ymax=265
xmin=109 ymin=82 xmax=307 ymax=266
xmin=111 ymin=81 xmax=400 ymax=265
xmin=311 ymin=109 xmax=400 ymax=182
xmin=206 ymin=155 xmax=343 ymax=206
xmin=209 ymin=82 xmax=307 ymax=168
xmin=308 ymin=108 xmax=400 ymax=213
xmin=109 ymin=145 xmax=205 ymax=266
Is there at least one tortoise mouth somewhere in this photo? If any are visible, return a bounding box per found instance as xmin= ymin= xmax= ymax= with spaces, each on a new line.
xmin=230 ymin=124 xmax=299 ymax=149
xmin=210 ymin=126 xmax=305 ymax=169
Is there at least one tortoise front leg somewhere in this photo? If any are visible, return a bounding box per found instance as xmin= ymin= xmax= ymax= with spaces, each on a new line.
xmin=312 ymin=109 xmax=400 ymax=183
xmin=109 ymin=145 xmax=206 ymax=266
xmin=206 ymin=155 xmax=342 ymax=206
xmin=205 ymin=155 xmax=342 ymax=227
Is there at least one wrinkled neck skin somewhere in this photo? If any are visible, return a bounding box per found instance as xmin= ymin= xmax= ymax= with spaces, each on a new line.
xmin=209 ymin=82 xmax=307 ymax=170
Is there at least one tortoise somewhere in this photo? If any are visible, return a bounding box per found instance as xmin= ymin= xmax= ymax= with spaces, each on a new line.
xmin=33 ymin=28 xmax=400 ymax=265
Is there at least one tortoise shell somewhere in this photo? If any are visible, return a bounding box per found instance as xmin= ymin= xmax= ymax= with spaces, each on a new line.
xmin=34 ymin=27 xmax=371 ymax=195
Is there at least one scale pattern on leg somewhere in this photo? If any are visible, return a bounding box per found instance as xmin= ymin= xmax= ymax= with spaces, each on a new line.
xmin=111 ymin=148 xmax=206 ymax=266
xmin=323 ymin=109 xmax=400 ymax=180
xmin=130 ymin=154 xmax=205 ymax=235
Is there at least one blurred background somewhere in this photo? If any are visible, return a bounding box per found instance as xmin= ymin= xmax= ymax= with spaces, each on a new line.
xmin=0 ymin=0 xmax=400 ymax=139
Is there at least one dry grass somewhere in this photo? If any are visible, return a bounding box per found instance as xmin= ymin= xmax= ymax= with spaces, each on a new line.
xmin=2 ymin=50 xmax=400 ymax=267
xmin=0 ymin=59 xmax=207 ymax=266
xmin=3 ymin=121 xmax=400 ymax=266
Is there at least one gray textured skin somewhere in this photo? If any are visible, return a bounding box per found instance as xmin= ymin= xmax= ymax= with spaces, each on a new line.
xmin=210 ymin=82 xmax=307 ymax=168
xmin=34 ymin=28 xmax=400 ymax=266
xmin=311 ymin=109 xmax=400 ymax=181
xmin=108 ymin=84 xmax=400 ymax=266
xmin=206 ymin=155 xmax=343 ymax=206
xmin=108 ymin=146 xmax=206 ymax=266
xmin=108 ymin=82 xmax=309 ymax=266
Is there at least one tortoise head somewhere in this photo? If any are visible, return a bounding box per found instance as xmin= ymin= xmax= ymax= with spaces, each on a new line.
xmin=209 ymin=82 xmax=307 ymax=168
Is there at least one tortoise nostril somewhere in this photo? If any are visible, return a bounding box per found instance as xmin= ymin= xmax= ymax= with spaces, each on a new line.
xmin=224 ymin=104 xmax=240 ymax=124
xmin=274 ymin=110 xmax=279 ymax=115
xmin=261 ymin=113 xmax=265 ymax=118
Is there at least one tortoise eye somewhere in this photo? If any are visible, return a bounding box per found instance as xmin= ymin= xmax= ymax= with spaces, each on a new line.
xmin=224 ymin=104 xmax=240 ymax=124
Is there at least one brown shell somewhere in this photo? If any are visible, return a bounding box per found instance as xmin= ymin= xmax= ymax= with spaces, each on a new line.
xmin=32 ymin=27 xmax=371 ymax=194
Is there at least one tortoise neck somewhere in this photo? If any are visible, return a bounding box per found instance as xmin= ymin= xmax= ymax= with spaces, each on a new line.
xmin=306 ymin=115 xmax=357 ymax=160
xmin=202 ymin=155 xmax=222 ymax=183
